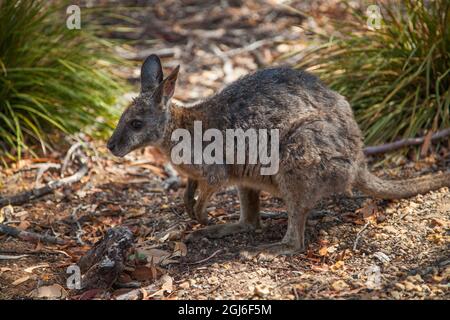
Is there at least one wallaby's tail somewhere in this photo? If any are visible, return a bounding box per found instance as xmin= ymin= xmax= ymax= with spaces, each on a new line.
xmin=356 ymin=167 xmax=450 ymax=199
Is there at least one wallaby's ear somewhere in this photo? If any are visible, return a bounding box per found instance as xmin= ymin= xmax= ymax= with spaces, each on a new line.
xmin=153 ymin=65 xmax=180 ymax=107
xmin=141 ymin=54 xmax=163 ymax=93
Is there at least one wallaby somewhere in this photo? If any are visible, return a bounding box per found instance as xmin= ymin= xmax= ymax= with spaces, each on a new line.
xmin=108 ymin=54 xmax=450 ymax=254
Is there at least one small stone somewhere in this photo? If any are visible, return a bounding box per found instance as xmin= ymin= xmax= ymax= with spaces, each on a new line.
xmin=391 ymin=291 xmax=401 ymax=299
xmin=404 ymin=281 xmax=416 ymax=291
xmin=394 ymin=282 xmax=405 ymax=291
xmin=406 ymin=274 xmax=424 ymax=283
xmin=179 ymin=281 xmax=190 ymax=289
xmin=254 ymin=285 xmax=270 ymax=298
xmin=208 ymin=276 xmax=219 ymax=285
xmin=430 ymin=218 xmax=446 ymax=228
xmin=383 ymin=226 xmax=397 ymax=234
xmin=373 ymin=251 xmax=391 ymax=264
xmin=331 ymin=280 xmax=349 ymax=292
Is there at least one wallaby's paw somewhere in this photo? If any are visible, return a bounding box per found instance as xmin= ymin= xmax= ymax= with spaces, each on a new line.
xmin=185 ymin=222 xmax=254 ymax=243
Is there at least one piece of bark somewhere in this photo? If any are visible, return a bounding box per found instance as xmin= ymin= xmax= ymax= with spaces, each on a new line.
xmin=78 ymin=227 xmax=134 ymax=290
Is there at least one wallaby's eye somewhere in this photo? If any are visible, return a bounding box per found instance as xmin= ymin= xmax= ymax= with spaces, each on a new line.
xmin=130 ymin=119 xmax=143 ymax=130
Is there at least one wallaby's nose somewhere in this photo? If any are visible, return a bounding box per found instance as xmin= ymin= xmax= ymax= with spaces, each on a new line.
xmin=107 ymin=139 xmax=116 ymax=152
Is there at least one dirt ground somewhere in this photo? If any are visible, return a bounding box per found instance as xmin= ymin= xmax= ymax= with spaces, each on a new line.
xmin=0 ymin=0 xmax=449 ymax=300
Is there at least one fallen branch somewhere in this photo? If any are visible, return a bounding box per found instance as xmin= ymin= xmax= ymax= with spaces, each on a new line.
xmin=353 ymin=222 xmax=371 ymax=251
xmin=78 ymin=227 xmax=134 ymax=290
xmin=0 ymin=224 xmax=67 ymax=245
xmin=188 ymin=249 xmax=222 ymax=265
xmin=363 ymin=128 xmax=450 ymax=156
xmin=115 ymin=275 xmax=172 ymax=300
xmin=0 ymin=254 xmax=29 ymax=260
xmin=0 ymin=150 xmax=88 ymax=207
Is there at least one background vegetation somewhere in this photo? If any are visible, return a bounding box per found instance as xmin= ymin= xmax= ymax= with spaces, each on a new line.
xmin=290 ymin=0 xmax=449 ymax=146
xmin=0 ymin=0 xmax=127 ymax=164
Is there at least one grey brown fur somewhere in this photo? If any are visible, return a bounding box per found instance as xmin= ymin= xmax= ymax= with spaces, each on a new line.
xmin=108 ymin=54 xmax=450 ymax=254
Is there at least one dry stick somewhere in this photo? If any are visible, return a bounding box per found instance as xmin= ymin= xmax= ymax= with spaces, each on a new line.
xmin=0 ymin=153 xmax=88 ymax=207
xmin=0 ymin=224 xmax=67 ymax=245
xmin=188 ymin=249 xmax=223 ymax=265
xmin=61 ymin=141 xmax=83 ymax=176
xmin=353 ymin=222 xmax=370 ymax=251
xmin=115 ymin=278 xmax=165 ymax=300
xmin=363 ymin=128 xmax=450 ymax=156
xmin=0 ymin=254 xmax=29 ymax=260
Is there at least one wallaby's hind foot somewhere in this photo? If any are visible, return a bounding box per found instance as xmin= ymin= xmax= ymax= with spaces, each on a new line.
xmin=253 ymin=241 xmax=305 ymax=256
xmin=185 ymin=221 xmax=259 ymax=242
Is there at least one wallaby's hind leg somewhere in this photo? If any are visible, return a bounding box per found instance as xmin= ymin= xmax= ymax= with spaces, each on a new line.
xmin=192 ymin=182 xmax=216 ymax=224
xmin=184 ymin=179 xmax=217 ymax=225
xmin=184 ymin=179 xmax=198 ymax=220
xmin=256 ymin=202 xmax=310 ymax=255
xmin=255 ymin=176 xmax=319 ymax=255
xmin=186 ymin=187 xmax=261 ymax=242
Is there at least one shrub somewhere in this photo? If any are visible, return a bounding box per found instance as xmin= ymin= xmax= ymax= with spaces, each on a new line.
xmin=289 ymin=0 xmax=450 ymax=146
xmin=0 ymin=0 xmax=127 ymax=163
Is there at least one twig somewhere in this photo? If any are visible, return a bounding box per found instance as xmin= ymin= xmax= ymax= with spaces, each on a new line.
xmin=61 ymin=141 xmax=83 ymax=176
xmin=0 ymin=224 xmax=67 ymax=245
xmin=34 ymin=163 xmax=61 ymax=187
xmin=363 ymin=128 xmax=450 ymax=156
xmin=353 ymin=222 xmax=370 ymax=251
xmin=188 ymin=249 xmax=222 ymax=265
xmin=0 ymin=254 xmax=29 ymax=260
xmin=0 ymin=150 xmax=88 ymax=207
xmin=115 ymin=277 xmax=165 ymax=300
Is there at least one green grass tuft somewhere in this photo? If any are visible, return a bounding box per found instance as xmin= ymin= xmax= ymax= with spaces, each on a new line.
xmin=0 ymin=0 xmax=128 ymax=163
xmin=289 ymin=0 xmax=450 ymax=147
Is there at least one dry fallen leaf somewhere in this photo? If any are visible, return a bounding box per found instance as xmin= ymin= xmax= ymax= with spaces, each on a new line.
xmin=149 ymin=275 xmax=173 ymax=298
xmin=331 ymin=280 xmax=349 ymax=292
xmin=172 ymin=242 xmax=188 ymax=257
xmin=131 ymin=266 xmax=155 ymax=281
xmin=318 ymin=247 xmax=329 ymax=257
xmin=330 ymin=260 xmax=345 ymax=271
xmin=136 ymin=248 xmax=171 ymax=264
xmin=30 ymin=284 xmax=68 ymax=299
xmin=24 ymin=264 xmax=50 ymax=273
xmin=356 ymin=200 xmax=379 ymax=222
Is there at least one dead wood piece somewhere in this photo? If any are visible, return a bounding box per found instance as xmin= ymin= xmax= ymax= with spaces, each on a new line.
xmin=0 ymin=224 xmax=67 ymax=245
xmin=0 ymin=152 xmax=88 ymax=207
xmin=353 ymin=222 xmax=371 ymax=251
xmin=114 ymin=275 xmax=171 ymax=300
xmin=363 ymin=128 xmax=450 ymax=156
xmin=78 ymin=227 xmax=134 ymax=290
